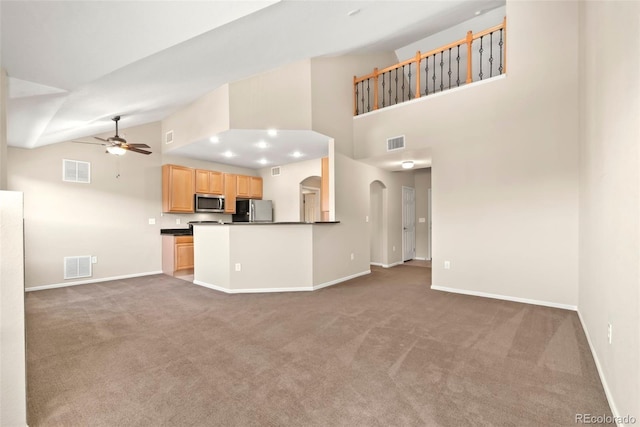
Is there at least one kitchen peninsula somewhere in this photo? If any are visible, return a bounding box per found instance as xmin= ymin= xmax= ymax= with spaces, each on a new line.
xmin=191 ymin=221 xmax=364 ymax=293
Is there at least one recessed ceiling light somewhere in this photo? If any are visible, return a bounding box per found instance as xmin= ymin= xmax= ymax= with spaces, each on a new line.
xmin=267 ymin=129 xmax=277 ymax=137
xmin=209 ymin=136 xmax=219 ymax=143
xmin=258 ymin=158 xmax=268 ymax=165
xmin=256 ymin=140 xmax=268 ymax=149
xmin=401 ymin=161 xmax=415 ymax=169
xmin=347 ymin=8 xmax=360 ymax=16
xmin=223 ymin=150 xmax=234 ymax=158
xmin=475 ymin=10 xmax=482 ymax=16
xmin=291 ymin=151 xmax=303 ymax=158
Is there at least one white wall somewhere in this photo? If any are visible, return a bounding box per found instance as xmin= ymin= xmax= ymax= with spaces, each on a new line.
xmin=8 ymin=122 xmax=164 ymax=289
xmin=0 ymin=191 xmax=26 ymax=427
xmin=259 ymin=157 xmax=322 ymax=222
xmin=414 ymin=168 xmax=431 ymax=260
xmin=579 ymin=1 xmax=640 ymax=421
xmin=354 ymin=1 xmax=580 ymax=308
xmin=0 ymin=69 xmax=6 ymax=190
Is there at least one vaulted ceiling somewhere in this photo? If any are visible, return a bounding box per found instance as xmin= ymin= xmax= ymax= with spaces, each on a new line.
xmin=1 ymin=0 xmax=504 ymax=152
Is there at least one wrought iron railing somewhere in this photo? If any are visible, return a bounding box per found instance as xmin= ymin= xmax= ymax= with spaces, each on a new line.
xmin=353 ymin=17 xmax=507 ymax=116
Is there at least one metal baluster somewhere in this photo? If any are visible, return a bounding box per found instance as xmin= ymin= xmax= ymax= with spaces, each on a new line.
xmin=479 ymin=36 xmax=484 ymax=80
xmin=432 ymin=55 xmax=436 ymax=94
xmin=402 ymin=65 xmax=406 ymax=102
xmin=366 ymin=79 xmax=371 ymax=112
xmin=387 ymin=72 xmax=392 ymax=105
xmin=456 ymin=45 xmax=461 ymax=87
xmin=439 ymin=52 xmax=444 ymax=92
xmin=381 ymin=72 xmax=386 ymax=107
xmin=448 ymin=48 xmax=452 ymax=89
xmin=395 ymin=69 xmax=398 ymax=104
xmin=489 ymin=32 xmax=494 ymax=78
xmin=355 ymin=83 xmax=359 ymax=115
xmin=499 ymin=29 xmax=504 ymax=74
xmin=425 ymin=58 xmax=429 ymax=96
xmin=407 ymin=63 xmax=412 ymax=100
xmin=360 ymin=82 xmax=365 ymax=115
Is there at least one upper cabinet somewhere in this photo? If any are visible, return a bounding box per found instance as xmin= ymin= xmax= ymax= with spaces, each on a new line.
xmin=195 ymin=169 xmax=223 ymax=195
xmin=162 ymin=164 xmax=195 ymax=213
xmin=224 ymin=174 xmax=237 ymax=213
xmin=250 ymin=177 xmax=263 ymax=199
xmin=236 ymin=175 xmax=250 ymax=198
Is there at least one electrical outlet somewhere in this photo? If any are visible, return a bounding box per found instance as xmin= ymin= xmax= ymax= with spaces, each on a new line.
xmin=235 ymin=263 xmax=241 ymax=272
xmin=350 ymin=253 xmax=354 ymax=261
xmin=444 ymin=260 xmax=451 ymax=269
xmin=393 ymin=246 xmax=396 ymax=252
xmin=148 ymin=218 xmax=156 ymax=225
xmin=365 ymin=216 xmax=369 ymax=222
xmin=176 ymin=218 xmax=181 ymax=225
xmin=91 ymin=256 xmax=97 ymax=264
xmin=607 ymin=323 xmax=612 ymax=344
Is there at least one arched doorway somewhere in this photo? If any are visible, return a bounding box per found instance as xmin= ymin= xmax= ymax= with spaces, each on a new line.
xmin=300 ymin=176 xmax=321 ymax=222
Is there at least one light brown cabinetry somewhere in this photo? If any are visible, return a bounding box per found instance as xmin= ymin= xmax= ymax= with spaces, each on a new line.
xmin=162 ymin=235 xmax=194 ymax=276
xmin=236 ymin=175 xmax=250 ymax=198
xmin=250 ymin=176 xmax=263 ymax=199
xmin=162 ymin=164 xmax=195 ymax=213
xmin=321 ymin=157 xmax=329 ymax=221
xmin=195 ymin=169 xmax=223 ymax=195
xmin=175 ymin=236 xmax=194 ymax=271
xmin=224 ymin=174 xmax=237 ymax=213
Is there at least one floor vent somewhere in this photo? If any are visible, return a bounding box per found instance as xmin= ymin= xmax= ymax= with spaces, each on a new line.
xmin=64 ymin=256 xmax=92 ymax=280
xmin=63 ymin=159 xmax=91 ymax=183
xmin=165 ymin=130 xmax=174 ymax=144
xmin=271 ymin=166 xmax=281 ymax=176
xmin=387 ymin=135 xmax=406 ymax=151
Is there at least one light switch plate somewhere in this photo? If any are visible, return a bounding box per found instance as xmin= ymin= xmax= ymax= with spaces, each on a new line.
xmin=148 ymin=218 xmax=156 ymax=225
xmin=418 ymin=217 xmax=426 ymax=223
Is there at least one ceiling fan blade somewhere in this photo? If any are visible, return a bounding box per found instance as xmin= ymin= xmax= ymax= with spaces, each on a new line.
xmin=126 ymin=146 xmax=152 ymax=155
xmin=126 ymin=143 xmax=150 ymax=148
xmin=72 ymin=140 xmax=106 ymax=146
xmin=94 ymin=136 xmax=110 ymax=142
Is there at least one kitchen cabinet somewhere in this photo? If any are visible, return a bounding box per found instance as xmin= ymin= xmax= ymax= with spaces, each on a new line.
xmin=236 ymin=175 xmax=250 ymax=198
xmin=162 ymin=164 xmax=195 ymax=213
xmin=195 ymin=169 xmax=223 ymax=195
xmin=224 ymin=173 xmax=237 ymax=213
xmin=175 ymin=236 xmax=194 ymax=271
xmin=162 ymin=235 xmax=194 ymax=276
xmin=249 ymin=176 xmax=263 ymax=199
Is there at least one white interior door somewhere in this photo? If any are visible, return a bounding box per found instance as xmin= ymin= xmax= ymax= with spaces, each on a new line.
xmin=402 ymin=186 xmax=416 ymax=262
xmin=427 ymin=188 xmax=432 ymax=260
xmin=303 ymin=192 xmax=317 ymax=222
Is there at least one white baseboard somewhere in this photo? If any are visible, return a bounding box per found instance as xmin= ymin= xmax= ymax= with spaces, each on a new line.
xmin=25 ymin=271 xmax=164 ymax=292
xmin=371 ymin=261 xmax=403 ymax=268
xmin=193 ymin=270 xmax=371 ymax=294
xmin=577 ymin=310 xmax=623 ymax=426
xmin=413 ymin=257 xmax=427 ymax=261
xmin=313 ymin=270 xmax=370 ymax=290
xmin=430 ymin=285 xmax=578 ymax=311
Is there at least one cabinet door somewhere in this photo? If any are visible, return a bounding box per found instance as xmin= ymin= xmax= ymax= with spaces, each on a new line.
xmin=224 ymin=174 xmax=237 ymax=213
xmin=195 ymin=169 xmax=210 ymax=194
xmin=209 ymin=171 xmax=223 ymax=195
xmin=163 ymin=164 xmax=195 ymax=213
xmin=175 ymin=242 xmax=194 ymax=271
xmin=249 ymin=176 xmax=263 ymax=199
xmin=236 ymin=175 xmax=250 ymax=198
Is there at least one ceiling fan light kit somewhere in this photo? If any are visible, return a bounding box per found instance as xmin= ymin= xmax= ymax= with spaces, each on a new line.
xmin=72 ymin=116 xmax=152 ymax=156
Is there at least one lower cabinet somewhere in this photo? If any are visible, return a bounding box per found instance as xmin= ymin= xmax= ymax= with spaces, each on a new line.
xmin=162 ymin=235 xmax=194 ymax=276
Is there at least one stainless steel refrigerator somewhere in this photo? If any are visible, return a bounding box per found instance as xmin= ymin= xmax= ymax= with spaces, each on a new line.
xmin=232 ymin=199 xmax=273 ymax=222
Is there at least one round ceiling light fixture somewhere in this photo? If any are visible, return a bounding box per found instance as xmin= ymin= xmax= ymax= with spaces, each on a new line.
xmin=267 ymin=129 xmax=278 ymax=137
xmin=401 ymin=161 xmax=415 ymax=169
xmin=107 ymin=145 xmax=126 ymax=156
xmin=209 ymin=136 xmax=219 ymax=143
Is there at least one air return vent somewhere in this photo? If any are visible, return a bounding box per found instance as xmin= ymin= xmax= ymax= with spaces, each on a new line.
xmin=387 ymin=135 xmax=405 ymax=151
xmin=271 ymin=166 xmax=281 ymax=176
xmin=63 ymin=159 xmax=90 ymax=183
xmin=64 ymin=256 xmax=92 ymax=279
xmin=165 ymin=130 xmax=174 ymax=144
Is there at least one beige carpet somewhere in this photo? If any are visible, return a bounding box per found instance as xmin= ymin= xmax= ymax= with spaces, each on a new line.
xmin=26 ymin=265 xmax=611 ymax=426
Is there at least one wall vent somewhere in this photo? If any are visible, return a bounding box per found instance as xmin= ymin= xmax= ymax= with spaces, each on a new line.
xmin=63 ymin=159 xmax=91 ymax=183
xmin=165 ymin=130 xmax=174 ymax=144
xmin=271 ymin=166 xmax=281 ymax=176
xmin=387 ymin=135 xmax=406 ymax=151
xmin=64 ymin=256 xmax=92 ymax=280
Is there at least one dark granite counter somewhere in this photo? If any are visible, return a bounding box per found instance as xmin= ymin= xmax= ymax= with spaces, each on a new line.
xmin=160 ymin=228 xmax=193 ymax=236
xmin=161 ymin=222 xmax=339 ymax=235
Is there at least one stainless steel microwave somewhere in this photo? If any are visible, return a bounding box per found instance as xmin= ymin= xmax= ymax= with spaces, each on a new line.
xmin=194 ymin=194 xmax=225 ymax=213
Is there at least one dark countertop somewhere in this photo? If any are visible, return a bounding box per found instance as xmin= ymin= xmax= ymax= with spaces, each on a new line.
xmin=160 ymin=221 xmax=339 ymax=235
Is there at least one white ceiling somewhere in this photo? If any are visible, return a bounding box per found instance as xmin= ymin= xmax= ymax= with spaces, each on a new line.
xmin=1 ymin=0 xmax=504 ymax=168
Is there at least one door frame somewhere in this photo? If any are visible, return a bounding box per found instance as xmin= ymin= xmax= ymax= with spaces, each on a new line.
xmin=402 ymin=186 xmax=416 ymax=262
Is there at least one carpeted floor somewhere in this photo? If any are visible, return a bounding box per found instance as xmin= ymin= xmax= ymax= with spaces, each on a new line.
xmin=26 ymin=265 xmax=611 ymax=426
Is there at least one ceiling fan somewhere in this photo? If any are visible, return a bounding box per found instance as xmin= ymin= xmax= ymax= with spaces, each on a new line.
xmin=72 ymin=116 xmax=152 ymax=155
